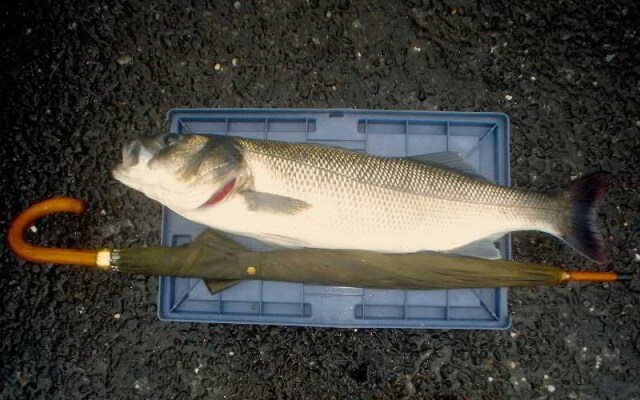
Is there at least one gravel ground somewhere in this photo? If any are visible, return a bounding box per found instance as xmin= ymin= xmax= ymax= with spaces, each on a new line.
xmin=1 ymin=0 xmax=639 ymax=398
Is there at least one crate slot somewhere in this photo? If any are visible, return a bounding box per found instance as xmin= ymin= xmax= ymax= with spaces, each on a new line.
xmin=171 ymin=235 xmax=191 ymax=246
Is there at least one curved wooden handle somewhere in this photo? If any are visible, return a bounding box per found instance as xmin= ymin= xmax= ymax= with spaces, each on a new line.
xmin=7 ymin=197 xmax=101 ymax=266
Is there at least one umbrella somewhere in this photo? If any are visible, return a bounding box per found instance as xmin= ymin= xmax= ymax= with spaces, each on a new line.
xmin=7 ymin=197 xmax=631 ymax=294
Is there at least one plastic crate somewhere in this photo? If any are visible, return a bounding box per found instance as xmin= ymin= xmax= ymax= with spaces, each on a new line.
xmin=158 ymin=108 xmax=512 ymax=329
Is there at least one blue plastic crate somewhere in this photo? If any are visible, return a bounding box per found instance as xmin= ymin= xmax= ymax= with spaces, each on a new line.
xmin=158 ymin=108 xmax=512 ymax=329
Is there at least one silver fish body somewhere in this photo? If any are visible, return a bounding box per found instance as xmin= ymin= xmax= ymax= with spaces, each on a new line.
xmin=112 ymin=134 xmax=610 ymax=263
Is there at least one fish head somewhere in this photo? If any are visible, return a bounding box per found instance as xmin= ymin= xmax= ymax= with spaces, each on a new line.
xmin=112 ymin=134 xmax=243 ymax=211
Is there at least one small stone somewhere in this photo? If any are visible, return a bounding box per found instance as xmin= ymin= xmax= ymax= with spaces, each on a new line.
xmin=100 ymin=224 xmax=120 ymax=239
xmin=412 ymin=46 xmax=422 ymax=52
xmin=114 ymin=313 xmax=121 ymax=319
xmin=508 ymin=361 xmax=517 ymax=369
xmin=326 ymin=11 xmax=332 ymax=18
xmin=582 ymin=347 xmax=588 ymax=352
xmin=30 ymin=225 xmax=38 ymax=233
xmin=26 ymin=28 xmax=32 ymax=35
xmin=214 ymin=63 xmax=221 ymax=71
xmin=505 ymin=94 xmax=513 ymax=101
xmin=547 ymin=385 xmax=556 ymax=393
xmin=530 ymin=76 xmax=536 ymax=81
xmin=352 ymin=20 xmax=361 ymax=29
xmin=605 ymin=54 xmax=616 ymax=62
xmin=100 ymin=209 xmax=107 ymax=216
xmin=634 ymin=253 xmax=640 ymax=262
xmin=510 ymin=332 xmax=517 ymax=338
xmin=488 ymin=376 xmax=494 ymax=382
xmin=231 ymin=58 xmax=238 ymax=67
xmin=117 ymin=55 xmax=132 ymax=65
xmin=228 ymin=351 xmax=234 ymax=356
xmin=568 ymin=392 xmax=578 ymax=399
xmin=233 ymin=1 xmax=241 ymax=9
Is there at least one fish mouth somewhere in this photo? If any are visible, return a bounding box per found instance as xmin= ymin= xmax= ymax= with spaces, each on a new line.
xmin=121 ymin=140 xmax=142 ymax=168
xmin=113 ymin=139 xmax=157 ymax=178
xmin=112 ymin=140 xmax=154 ymax=186
xmin=111 ymin=165 xmax=143 ymax=189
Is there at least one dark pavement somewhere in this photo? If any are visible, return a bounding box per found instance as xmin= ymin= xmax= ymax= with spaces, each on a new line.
xmin=1 ymin=1 xmax=639 ymax=398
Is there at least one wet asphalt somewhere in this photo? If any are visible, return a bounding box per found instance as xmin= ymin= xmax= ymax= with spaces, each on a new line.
xmin=1 ymin=0 xmax=639 ymax=399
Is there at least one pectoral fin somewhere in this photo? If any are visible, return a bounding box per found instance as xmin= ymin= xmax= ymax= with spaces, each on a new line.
xmin=203 ymin=279 xmax=242 ymax=294
xmin=241 ymin=191 xmax=311 ymax=215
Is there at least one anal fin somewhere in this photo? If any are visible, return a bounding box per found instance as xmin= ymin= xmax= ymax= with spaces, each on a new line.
xmin=446 ymin=235 xmax=504 ymax=260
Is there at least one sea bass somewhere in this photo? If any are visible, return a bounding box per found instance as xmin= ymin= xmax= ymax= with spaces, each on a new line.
xmin=112 ymin=134 xmax=610 ymax=263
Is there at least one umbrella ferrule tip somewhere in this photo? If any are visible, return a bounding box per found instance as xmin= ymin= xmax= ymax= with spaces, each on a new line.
xmin=616 ymin=272 xmax=633 ymax=282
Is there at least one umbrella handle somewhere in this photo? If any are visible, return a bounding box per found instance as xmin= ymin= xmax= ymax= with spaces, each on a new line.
xmin=7 ymin=197 xmax=111 ymax=268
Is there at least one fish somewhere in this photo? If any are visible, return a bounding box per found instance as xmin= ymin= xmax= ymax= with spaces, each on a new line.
xmin=112 ymin=134 xmax=611 ymax=263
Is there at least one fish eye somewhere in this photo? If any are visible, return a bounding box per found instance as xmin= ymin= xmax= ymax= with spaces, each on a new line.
xmin=160 ymin=134 xmax=182 ymax=147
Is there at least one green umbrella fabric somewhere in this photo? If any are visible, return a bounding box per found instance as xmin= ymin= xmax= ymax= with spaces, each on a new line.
xmin=115 ymin=229 xmax=567 ymax=293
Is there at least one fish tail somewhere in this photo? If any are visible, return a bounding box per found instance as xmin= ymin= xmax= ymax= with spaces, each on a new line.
xmin=558 ymin=171 xmax=612 ymax=264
